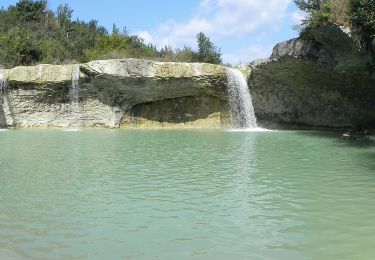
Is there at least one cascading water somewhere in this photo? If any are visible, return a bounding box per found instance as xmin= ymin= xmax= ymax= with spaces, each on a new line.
xmin=69 ymin=66 xmax=81 ymax=126
xmin=0 ymin=69 xmax=6 ymax=104
xmin=0 ymin=69 xmax=7 ymax=128
xmin=226 ymin=68 xmax=258 ymax=129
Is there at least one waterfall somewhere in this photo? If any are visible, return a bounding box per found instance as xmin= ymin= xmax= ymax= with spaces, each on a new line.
xmin=69 ymin=66 xmax=81 ymax=125
xmin=0 ymin=69 xmax=6 ymax=104
xmin=226 ymin=68 xmax=257 ymax=129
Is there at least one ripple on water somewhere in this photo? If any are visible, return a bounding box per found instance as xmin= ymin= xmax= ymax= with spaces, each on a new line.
xmin=0 ymin=130 xmax=374 ymax=259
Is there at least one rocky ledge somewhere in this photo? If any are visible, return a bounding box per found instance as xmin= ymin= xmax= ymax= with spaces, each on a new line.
xmin=1 ymin=59 xmax=230 ymax=128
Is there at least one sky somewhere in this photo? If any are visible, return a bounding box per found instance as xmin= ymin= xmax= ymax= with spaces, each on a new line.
xmin=1 ymin=0 xmax=305 ymax=64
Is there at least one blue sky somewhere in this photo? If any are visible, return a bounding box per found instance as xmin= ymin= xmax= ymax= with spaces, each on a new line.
xmin=1 ymin=0 xmax=303 ymax=64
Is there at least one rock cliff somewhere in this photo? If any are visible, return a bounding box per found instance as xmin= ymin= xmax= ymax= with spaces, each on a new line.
xmin=1 ymin=59 xmax=229 ymax=128
xmin=249 ymin=25 xmax=375 ymax=128
xmin=1 ymin=24 xmax=374 ymax=129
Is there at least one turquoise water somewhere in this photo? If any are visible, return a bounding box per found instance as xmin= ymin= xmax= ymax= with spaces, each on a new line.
xmin=0 ymin=129 xmax=374 ymax=259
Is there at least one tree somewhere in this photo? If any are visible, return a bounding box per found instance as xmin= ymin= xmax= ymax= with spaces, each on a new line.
xmin=15 ymin=0 xmax=47 ymax=22
xmin=112 ymin=24 xmax=120 ymax=36
xmin=196 ymin=32 xmax=222 ymax=64
xmin=295 ymin=0 xmax=324 ymax=11
xmin=294 ymin=0 xmax=332 ymax=27
xmin=294 ymin=0 xmax=353 ymax=28
xmin=56 ymin=3 xmax=73 ymax=38
xmin=350 ymin=0 xmax=375 ymax=53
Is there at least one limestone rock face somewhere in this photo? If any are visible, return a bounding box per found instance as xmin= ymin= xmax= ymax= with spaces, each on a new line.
xmin=0 ymin=59 xmax=229 ymax=128
xmin=6 ymin=64 xmax=76 ymax=84
xmin=250 ymin=24 xmax=375 ymax=128
xmin=81 ymin=59 xmax=228 ymax=104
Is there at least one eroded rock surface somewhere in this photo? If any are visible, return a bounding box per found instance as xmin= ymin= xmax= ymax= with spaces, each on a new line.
xmin=1 ymin=59 xmax=229 ymax=128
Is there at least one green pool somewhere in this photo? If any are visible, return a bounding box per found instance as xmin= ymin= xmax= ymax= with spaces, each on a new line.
xmin=0 ymin=129 xmax=374 ymax=259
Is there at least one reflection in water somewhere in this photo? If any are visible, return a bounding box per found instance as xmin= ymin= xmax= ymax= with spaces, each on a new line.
xmin=0 ymin=130 xmax=374 ymax=259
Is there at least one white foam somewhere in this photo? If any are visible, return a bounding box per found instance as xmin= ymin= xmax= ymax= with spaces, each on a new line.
xmin=225 ymin=127 xmax=273 ymax=132
xmin=63 ymin=128 xmax=83 ymax=132
xmin=0 ymin=129 xmax=9 ymax=132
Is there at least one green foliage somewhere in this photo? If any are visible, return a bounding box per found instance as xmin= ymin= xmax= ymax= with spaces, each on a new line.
xmin=56 ymin=3 xmax=73 ymax=38
xmin=197 ymin=32 xmax=222 ymax=64
xmin=85 ymin=30 xmax=159 ymax=61
xmin=295 ymin=0 xmax=324 ymax=11
xmin=37 ymin=37 xmax=69 ymax=64
xmin=0 ymin=1 xmax=106 ymax=67
xmin=0 ymin=1 xmax=223 ymax=68
xmin=15 ymin=0 xmax=47 ymax=22
xmin=350 ymin=0 xmax=375 ymax=54
xmin=156 ymin=46 xmax=199 ymax=63
xmin=0 ymin=27 xmax=40 ymax=67
xmin=174 ymin=47 xmax=199 ymax=63
xmin=295 ymin=0 xmax=375 ymax=64
xmin=294 ymin=0 xmax=332 ymax=28
xmin=294 ymin=0 xmax=353 ymax=29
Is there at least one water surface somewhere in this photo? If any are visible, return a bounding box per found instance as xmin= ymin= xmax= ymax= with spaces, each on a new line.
xmin=0 ymin=130 xmax=374 ymax=259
